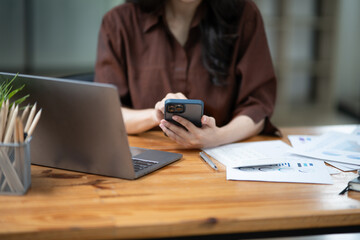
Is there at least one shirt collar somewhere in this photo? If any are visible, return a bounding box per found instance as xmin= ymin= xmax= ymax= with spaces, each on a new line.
xmin=142 ymin=9 xmax=162 ymax=33
xmin=190 ymin=2 xmax=206 ymax=28
xmin=142 ymin=2 xmax=206 ymax=33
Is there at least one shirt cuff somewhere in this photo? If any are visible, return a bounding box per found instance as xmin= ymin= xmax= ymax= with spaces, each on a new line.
xmin=233 ymin=105 xmax=281 ymax=137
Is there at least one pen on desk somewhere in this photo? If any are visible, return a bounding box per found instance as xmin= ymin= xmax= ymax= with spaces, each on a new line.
xmin=200 ymin=151 xmax=218 ymax=171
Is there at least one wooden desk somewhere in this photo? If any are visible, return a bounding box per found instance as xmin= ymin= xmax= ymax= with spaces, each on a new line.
xmin=1 ymin=125 xmax=359 ymax=240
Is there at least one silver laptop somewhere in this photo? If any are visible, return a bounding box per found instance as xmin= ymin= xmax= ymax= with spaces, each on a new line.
xmin=0 ymin=72 xmax=182 ymax=179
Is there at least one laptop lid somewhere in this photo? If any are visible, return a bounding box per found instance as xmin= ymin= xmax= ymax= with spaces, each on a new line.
xmin=0 ymin=72 xmax=182 ymax=179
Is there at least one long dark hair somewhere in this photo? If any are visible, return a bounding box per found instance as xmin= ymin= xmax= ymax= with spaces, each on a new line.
xmin=126 ymin=0 xmax=244 ymax=85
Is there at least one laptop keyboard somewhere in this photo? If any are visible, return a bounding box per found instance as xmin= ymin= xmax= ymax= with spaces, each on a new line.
xmin=133 ymin=159 xmax=158 ymax=172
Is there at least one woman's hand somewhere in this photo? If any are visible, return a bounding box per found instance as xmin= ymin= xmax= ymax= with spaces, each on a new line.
xmin=121 ymin=92 xmax=188 ymax=134
xmin=159 ymin=114 xmax=265 ymax=149
xmin=155 ymin=93 xmax=265 ymax=149
xmin=159 ymin=114 xmax=221 ymax=149
xmin=154 ymin=92 xmax=187 ymax=122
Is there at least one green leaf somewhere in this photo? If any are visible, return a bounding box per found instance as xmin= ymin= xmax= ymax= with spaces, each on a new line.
xmin=14 ymin=94 xmax=30 ymax=106
xmin=0 ymin=73 xmax=29 ymax=106
xmin=8 ymin=84 xmax=25 ymax=99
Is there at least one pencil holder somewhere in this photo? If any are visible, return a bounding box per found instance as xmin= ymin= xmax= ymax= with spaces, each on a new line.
xmin=0 ymin=139 xmax=31 ymax=195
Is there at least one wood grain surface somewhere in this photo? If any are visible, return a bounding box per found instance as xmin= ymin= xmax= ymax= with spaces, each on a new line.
xmin=0 ymin=125 xmax=359 ymax=240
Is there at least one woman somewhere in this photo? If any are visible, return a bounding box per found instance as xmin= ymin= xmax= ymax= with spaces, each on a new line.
xmin=95 ymin=0 xmax=278 ymax=148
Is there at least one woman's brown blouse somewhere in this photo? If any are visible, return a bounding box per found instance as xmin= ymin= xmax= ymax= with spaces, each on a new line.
xmin=95 ymin=0 xmax=277 ymax=134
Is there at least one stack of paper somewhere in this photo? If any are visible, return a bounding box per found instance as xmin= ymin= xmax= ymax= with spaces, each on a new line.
xmin=289 ymin=130 xmax=360 ymax=172
xmin=352 ymin=126 xmax=360 ymax=136
xmin=203 ymin=140 xmax=333 ymax=184
xmin=203 ymin=126 xmax=360 ymax=184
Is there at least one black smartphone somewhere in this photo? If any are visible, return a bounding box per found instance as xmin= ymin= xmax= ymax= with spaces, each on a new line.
xmin=164 ymin=99 xmax=204 ymax=128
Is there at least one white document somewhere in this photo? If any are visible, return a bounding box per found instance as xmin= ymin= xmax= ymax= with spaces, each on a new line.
xmin=327 ymin=166 xmax=342 ymax=175
xmin=353 ymin=126 xmax=360 ymax=136
xmin=226 ymin=155 xmax=333 ymax=184
xmin=290 ymin=132 xmax=360 ymax=166
xmin=288 ymin=135 xmax=360 ymax=171
xmin=204 ymin=140 xmax=332 ymax=184
xmin=324 ymin=161 xmax=359 ymax=171
xmin=203 ymin=140 xmax=288 ymax=168
xmin=288 ymin=135 xmax=318 ymax=148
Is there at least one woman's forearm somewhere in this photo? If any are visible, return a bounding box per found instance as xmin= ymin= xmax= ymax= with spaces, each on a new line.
xmin=121 ymin=107 xmax=159 ymax=134
xmin=216 ymin=115 xmax=265 ymax=146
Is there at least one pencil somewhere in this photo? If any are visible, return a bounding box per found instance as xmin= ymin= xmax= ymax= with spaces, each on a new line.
xmin=24 ymin=103 xmax=36 ymax=133
xmin=17 ymin=117 xmax=24 ymax=143
xmin=21 ymin=104 xmax=30 ymax=123
xmin=0 ymin=104 xmax=5 ymax=141
xmin=26 ymin=109 xmax=42 ymax=141
xmin=5 ymin=104 xmax=16 ymax=135
xmin=1 ymin=100 xmax=9 ymax=140
xmin=3 ymin=105 xmax=18 ymax=143
xmin=14 ymin=117 xmax=19 ymax=143
xmin=3 ymin=100 xmax=9 ymax=131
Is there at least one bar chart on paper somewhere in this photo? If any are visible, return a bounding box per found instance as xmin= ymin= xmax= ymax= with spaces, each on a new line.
xmin=290 ymin=132 xmax=360 ymax=168
xmin=227 ymin=155 xmax=332 ymax=184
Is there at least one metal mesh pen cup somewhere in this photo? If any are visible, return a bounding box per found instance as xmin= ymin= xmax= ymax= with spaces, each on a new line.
xmin=0 ymin=139 xmax=31 ymax=195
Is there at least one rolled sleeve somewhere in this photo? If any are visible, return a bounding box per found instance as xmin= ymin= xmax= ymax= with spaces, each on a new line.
xmin=95 ymin=12 xmax=131 ymax=107
xmin=233 ymin=2 xmax=278 ymax=135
